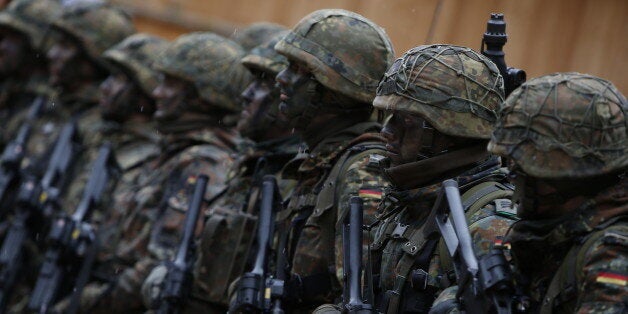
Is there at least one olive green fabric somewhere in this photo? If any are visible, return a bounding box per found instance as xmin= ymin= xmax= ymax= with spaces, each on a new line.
xmin=488 ymin=72 xmax=627 ymax=179
xmin=231 ymin=22 xmax=286 ymax=51
xmin=275 ymin=9 xmax=395 ymax=104
xmin=241 ymin=30 xmax=289 ymax=76
xmin=154 ymin=32 xmax=253 ymax=112
xmin=51 ymin=1 xmax=135 ymax=68
xmin=0 ymin=0 xmax=62 ymax=50
xmin=103 ymin=33 xmax=169 ymax=96
xmin=373 ymin=44 xmax=505 ymax=139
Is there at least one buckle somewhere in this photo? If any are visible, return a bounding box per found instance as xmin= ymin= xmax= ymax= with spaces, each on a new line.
xmin=409 ymin=269 xmax=429 ymax=291
xmin=391 ymin=223 xmax=408 ymax=238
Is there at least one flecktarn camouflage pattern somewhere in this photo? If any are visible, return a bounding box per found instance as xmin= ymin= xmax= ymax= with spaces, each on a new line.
xmin=231 ymin=22 xmax=286 ymax=51
xmin=50 ymin=1 xmax=135 ymax=68
xmin=103 ymin=33 xmax=169 ymax=96
xmin=241 ymin=30 xmax=289 ymax=76
xmin=0 ymin=0 xmax=62 ymax=50
xmin=373 ymin=44 xmax=505 ymax=139
xmin=275 ymin=9 xmax=395 ymax=104
xmin=488 ymin=72 xmax=627 ymax=179
xmin=154 ymin=32 xmax=253 ymax=112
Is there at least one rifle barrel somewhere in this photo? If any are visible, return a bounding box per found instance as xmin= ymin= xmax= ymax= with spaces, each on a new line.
xmin=251 ymin=175 xmax=276 ymax=274
xmin=173 ymin=174 xmax=208 ymax=267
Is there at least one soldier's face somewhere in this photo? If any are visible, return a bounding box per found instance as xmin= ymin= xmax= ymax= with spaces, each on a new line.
xmin=99 ymin=71 xmax=140 ymax=122
xmin=237 ymin=71 xmax=275 ymax=134
xmin=0 ymin=28 xmax=28 ymax=75
xmin=276 ymin=60 xmax=315 ymax=124
xmin=46 ymin=35 xmax=81 ymax=86
xmin=151 ymin=74 xmax=190 ymax=121
xmin=381 ymin=111 xmax=426 ymax=166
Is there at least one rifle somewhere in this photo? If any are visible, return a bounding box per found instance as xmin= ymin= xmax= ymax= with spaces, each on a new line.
xmin=0 ymin=121 xmax=81 ymax=313
xmin=0 ymin=96 xmax=45 ymax=206
xmin=481 ymin=13 xmax=526 ymax=96
xmin=341 ymin=197 xmax=373 ymax=314
xmin=156 ymin=174 xmax=208 ymax=314
xmin=432 ymin=179 xmax=518 ymax=314
xmin=231 ymin=175 xmax=284 ymax=314
xmin=28 ymin=143 xmax=119 ymax=314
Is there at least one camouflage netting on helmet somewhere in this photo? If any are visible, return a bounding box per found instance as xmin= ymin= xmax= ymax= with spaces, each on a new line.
xmin=275 ymin=9 xmax=395 ymax=104
xmin=154 ymin=32 xmax=253 ymax=112
xmin=488 ymin=72 xmax=627 ymax=179
xmin=231 ymin=22 xmax=286 ymax=52
xmin=373 ymin=44 xmax=505 ymax=139
xmin=241 ymin=30 xmax=289 ymax=76
xmin=51 ymin=1 xmax=135 ymax=67
xmin=0 ymin=0 xmax=62 ymax=50
xmin=103 ymin=33 xmax=168 ymax=96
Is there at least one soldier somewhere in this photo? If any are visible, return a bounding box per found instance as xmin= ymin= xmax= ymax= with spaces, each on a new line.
xmin=257 ymin=9 xmax=394 ymax=311
xmin=142 ymin=31 xmax=302 ymax=313
xmin=0 ymin=0 xmax=61 ymax=145
xmin=51 ymin=33 xmax=169 ymax=313
xmin=365 ymin=44 xmax=514 ymax=314
xmin=230 ymin=21 xmax=287 ymax=51
xmin=487 ymin=72 xmax=627 ymax=313
xmin=75 ymin=32 xmax=251 ymax=313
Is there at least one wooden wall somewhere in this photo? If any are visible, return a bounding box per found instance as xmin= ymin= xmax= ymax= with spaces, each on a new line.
xmin=114 ymin=0 xmax=627 ymax=92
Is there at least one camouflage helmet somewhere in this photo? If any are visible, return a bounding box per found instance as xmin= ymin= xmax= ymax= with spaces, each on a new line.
xmin=241 ymin=31 xmax=289 ymax=76
xmin=231 ymin=22 xmax=287 ymax=52
xmin=275 ymin=9 xmax=395 ymax=104
xmin=103 ymin=33 xmax=168 ymax=96
xmin=0 ymin=0 xmax=62 ymax=50
xmin=373 ymin=45 xmax=505 ymax=139
xmin=154 ymin=32 xmax=253 ymax=112
xmin=51 ymin=1 xmax=135 ymax=67
xmin=488 ymin=72 xmax=627 ymax=179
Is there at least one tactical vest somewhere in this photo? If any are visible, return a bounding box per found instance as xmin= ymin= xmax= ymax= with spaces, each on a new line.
xmin=192 ymin=145 xmax=298 ymax=306
xmin=279 ymin=138 xmax=386 ymax=305
xmin=372 ymin=180 xmax=514 ymax=314
xmin=540 ymin=218 xmax=627 ymax=314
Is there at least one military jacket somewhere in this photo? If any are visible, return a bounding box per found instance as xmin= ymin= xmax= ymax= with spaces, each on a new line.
xmin=507 ymin=177 xmax=627 ymax=314
xmin=279 ymin=121 xmax=388 ymax=309
xmin=187 ymin=135 xmax=301 ymax=311
xmin=372 ymin=156 xmax=516 ymax=314
xmin=78 ymin=126 xmax=239 ymax=313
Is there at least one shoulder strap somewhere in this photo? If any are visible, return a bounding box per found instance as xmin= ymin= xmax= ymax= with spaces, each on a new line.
xmin=439 ymin=181 xmax=514 ymax=274
xmin=541 ymin=219 xmax=628 ymax=314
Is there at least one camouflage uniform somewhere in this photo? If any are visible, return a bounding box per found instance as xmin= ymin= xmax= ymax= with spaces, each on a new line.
xmin=154 ymin=32 xmax=303 ymax=313
xmin=49 ymin=2 xmax=136 ymax=212
xmin=74 ymin=33 xmax=252 ymax=313
xmin=367 ymin=45 xmax=514 ymax=314
xmin=260 ymin=10 xmax=395 ymax=312
xmin=488 ymin=73 xmax=627 ymax=313
xmin=0 ymin=0 xmax=61 ymax=146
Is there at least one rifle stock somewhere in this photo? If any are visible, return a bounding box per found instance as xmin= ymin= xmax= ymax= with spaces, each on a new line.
xmin=28 ymin=143 xmax=119 ymax=314
xmin=157 ymin=174 xmax=208 ymax=314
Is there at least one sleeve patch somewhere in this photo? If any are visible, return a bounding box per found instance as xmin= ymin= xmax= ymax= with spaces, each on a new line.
xmin=596 ymin=272 xmax=627 ymax=286
xmin=359 ymin=189 xmax=382 ymax=200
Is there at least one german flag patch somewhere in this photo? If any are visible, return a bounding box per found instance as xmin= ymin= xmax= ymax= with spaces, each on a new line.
xmin=494 ymin=238 xmax=511 ymax=250
xmin=359 ymin=189 xmax=382 ymax=200
xmin=596 ymin=272 xmax=627 ymax=286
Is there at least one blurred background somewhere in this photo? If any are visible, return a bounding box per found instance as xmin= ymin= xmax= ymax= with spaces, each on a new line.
xmin=105 ymin=0 xmax=627 ymax=91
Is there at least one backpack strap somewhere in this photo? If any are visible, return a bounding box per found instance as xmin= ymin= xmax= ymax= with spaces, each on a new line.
xmin=541 ymin=217 xmax=628 ymax=314
xmin=438 ymin=181 xmax=515 ymax=277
